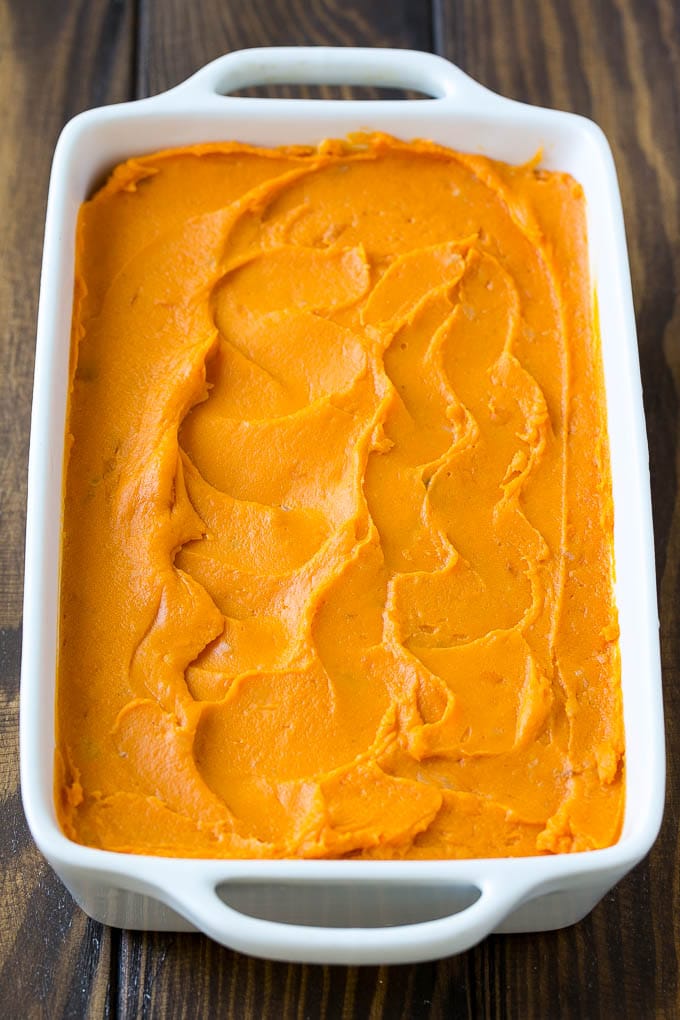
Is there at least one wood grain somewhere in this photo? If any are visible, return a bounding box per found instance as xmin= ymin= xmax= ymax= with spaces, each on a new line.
xmin=435 ymin=3 xmax=680 ymax=1017
xmin=136 ymin=0 xmax=432 ymax=96
xmin=2 ymin=0 xmax=679 ymax=1017
xmin=0 ymin=0 xmax=134 ymax=1016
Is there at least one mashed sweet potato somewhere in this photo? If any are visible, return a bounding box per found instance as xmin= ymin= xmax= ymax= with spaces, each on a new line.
xmin=56 ymin=134 xmax=624 ymax=858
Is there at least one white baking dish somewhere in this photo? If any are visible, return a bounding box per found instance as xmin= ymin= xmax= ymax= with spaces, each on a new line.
xmin=21 ymin=47 xmax=664 ymax=966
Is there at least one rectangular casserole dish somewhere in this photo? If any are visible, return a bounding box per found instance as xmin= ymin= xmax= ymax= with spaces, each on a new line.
xmin=21 ymin=46 xmax=664 ymax=966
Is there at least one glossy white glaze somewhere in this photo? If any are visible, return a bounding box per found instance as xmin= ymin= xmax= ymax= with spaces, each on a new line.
xmin=21 ymin=47 xmax=664 ymax=965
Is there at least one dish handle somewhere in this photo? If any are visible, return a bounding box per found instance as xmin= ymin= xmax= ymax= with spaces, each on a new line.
xmin=154 ymin=870 xmax=535 ymax=965
xmin=158 ymin=46 xmax=499 ymax=108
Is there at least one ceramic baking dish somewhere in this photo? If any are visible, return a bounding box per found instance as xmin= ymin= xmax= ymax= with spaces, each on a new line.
xmin=21 ymin=47 xmax=664 ymax=965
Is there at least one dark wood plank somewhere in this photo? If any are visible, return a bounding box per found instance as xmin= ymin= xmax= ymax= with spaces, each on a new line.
xmin=117 ymin=1 xmax=434 ymax=1017
xmin=0 ymin=0 xmax=136 ymax=1016
xmin=435 ymin=0 xmax=680 ymax=1017
xmin=136 ymin=0 xmax=433 ymax=97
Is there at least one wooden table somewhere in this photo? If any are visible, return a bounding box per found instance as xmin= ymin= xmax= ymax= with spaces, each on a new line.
xmin=2 ymin=1 xmax=678 ymax=1015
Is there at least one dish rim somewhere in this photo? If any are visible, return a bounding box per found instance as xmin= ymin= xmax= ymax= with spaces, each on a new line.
xmin=20 ymin=46 xmax=665 ymax=962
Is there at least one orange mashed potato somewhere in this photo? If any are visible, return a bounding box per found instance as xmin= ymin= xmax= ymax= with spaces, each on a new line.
xmin=56 ymin=134 xmax=624 ymax=858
